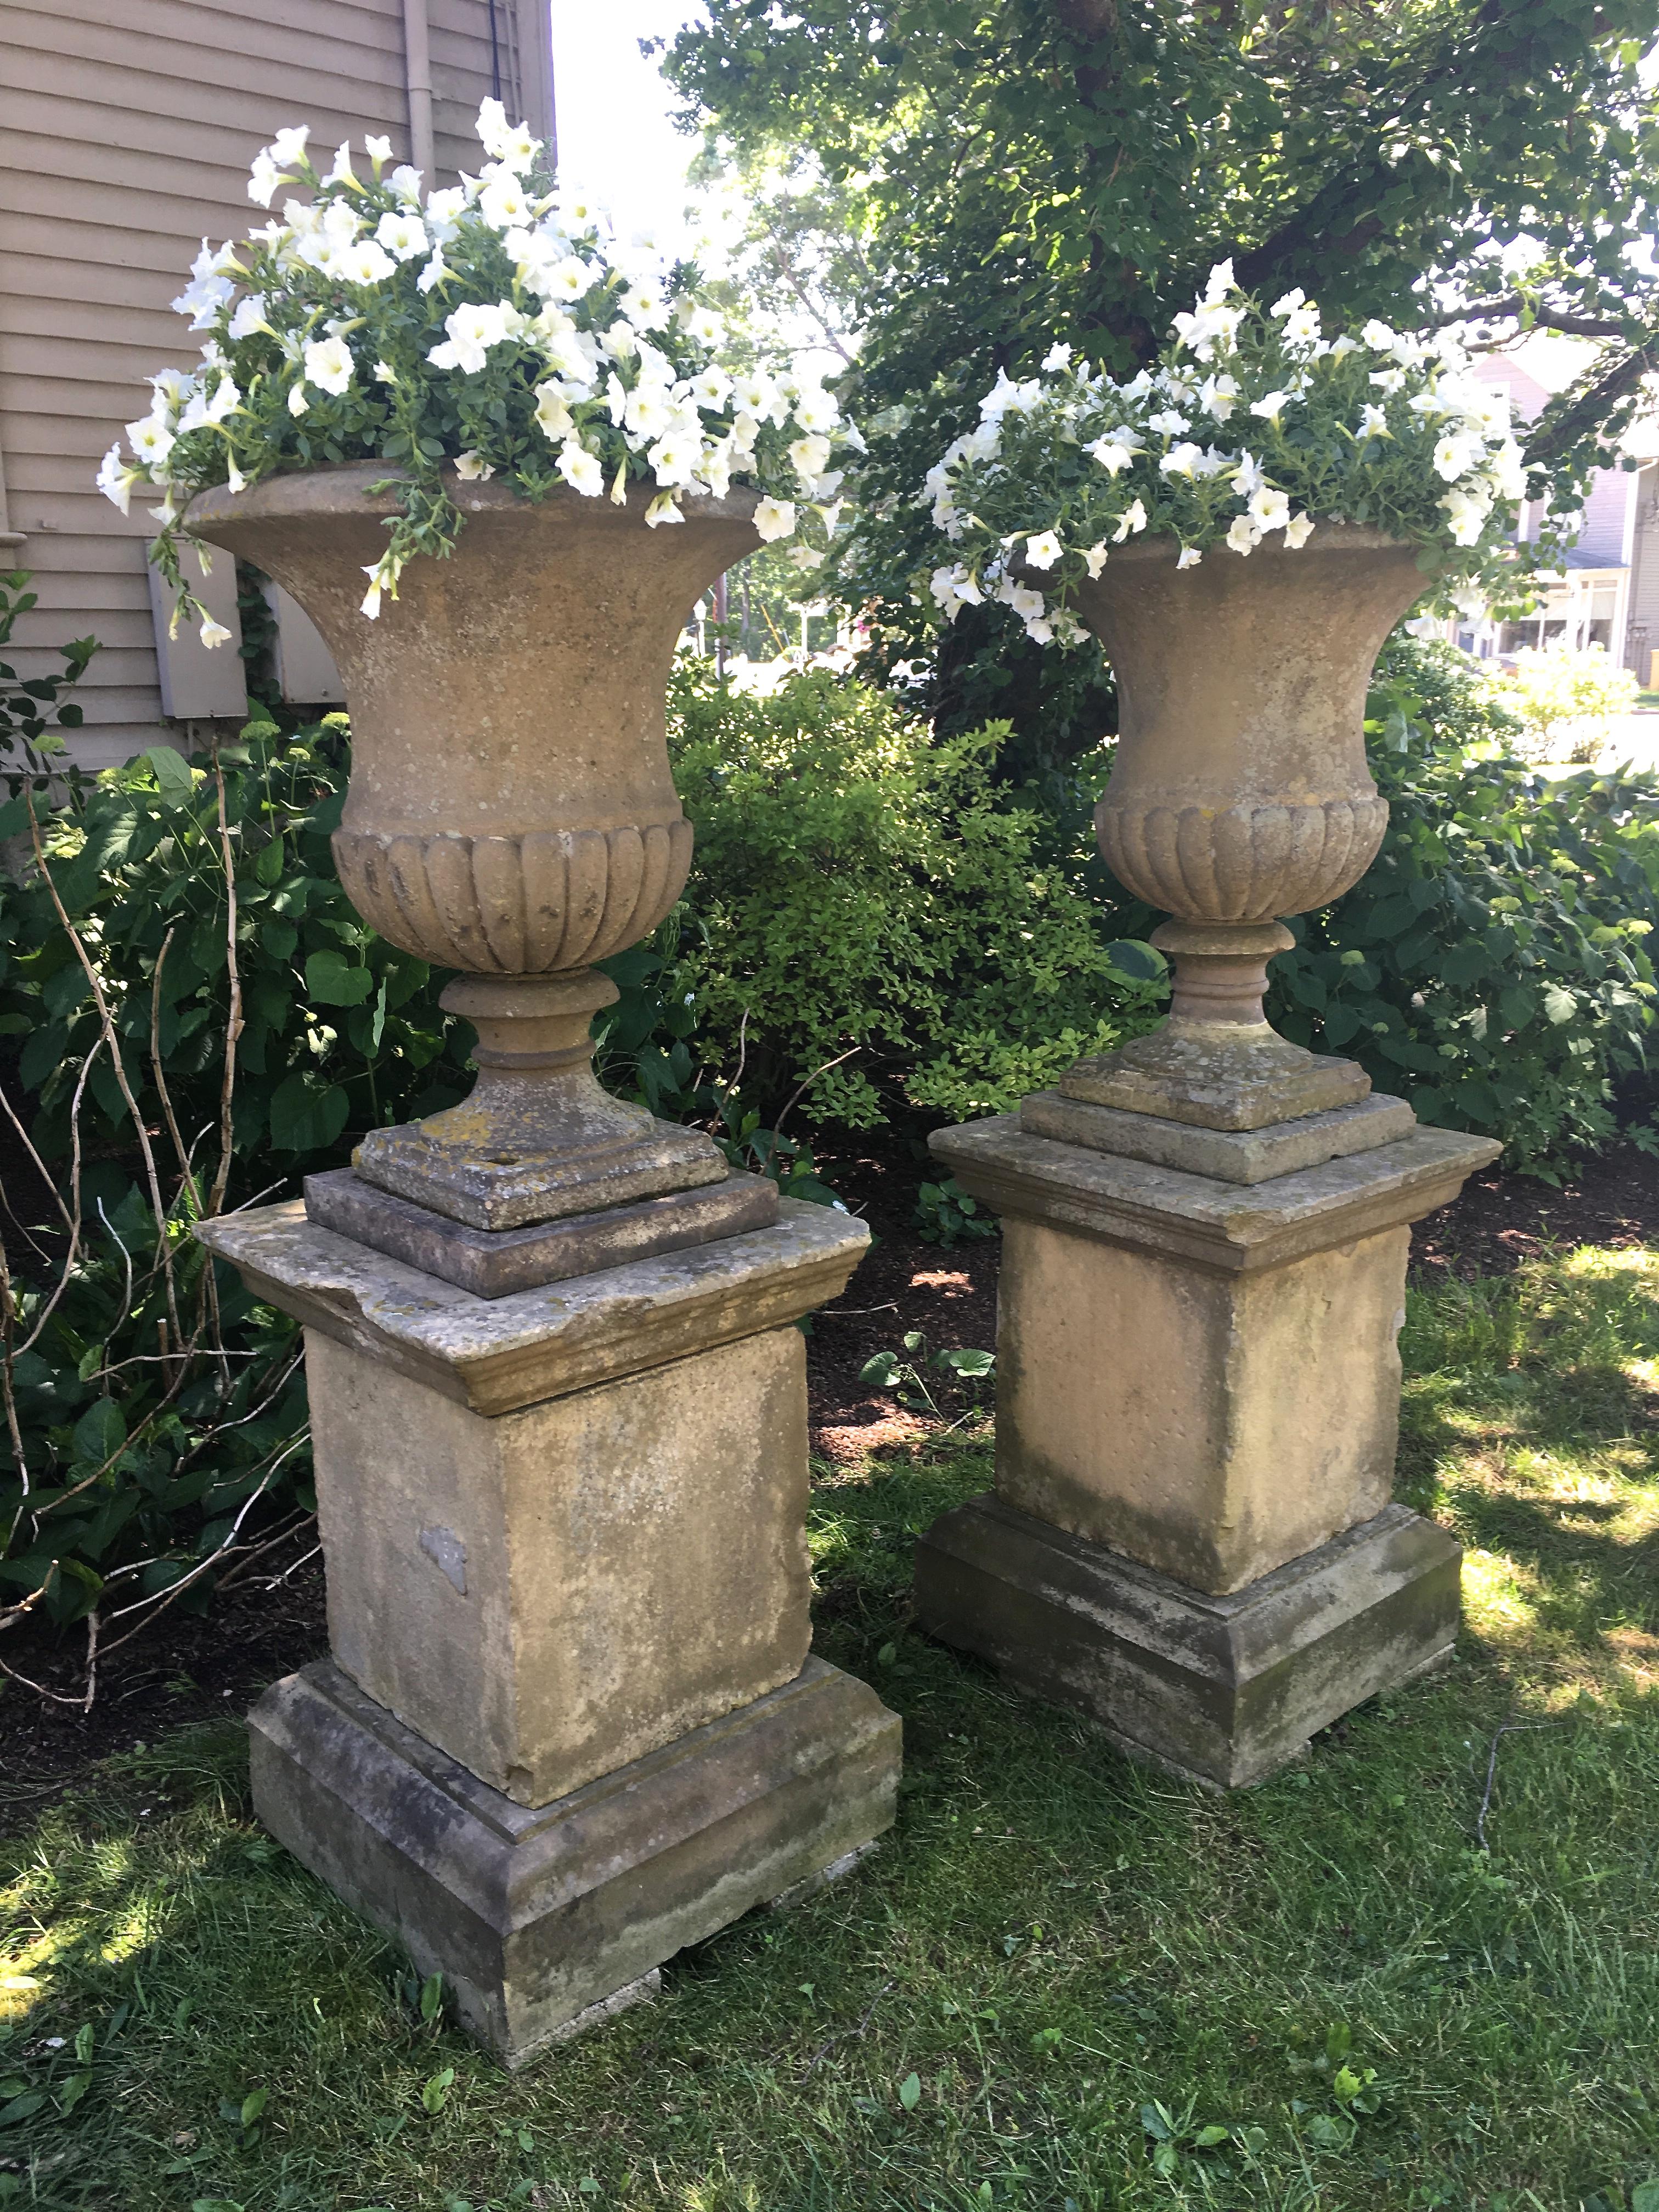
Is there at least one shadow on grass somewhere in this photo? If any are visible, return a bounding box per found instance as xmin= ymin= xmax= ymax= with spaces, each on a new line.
xmin=4 ymin=1262 xmax=1659 ymax=2211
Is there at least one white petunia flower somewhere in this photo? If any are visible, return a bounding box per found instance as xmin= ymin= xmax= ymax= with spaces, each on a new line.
xmin=1229 ymin=451 xmax=1266 ymax=496
xmin=1271 ymin=288 xmax=1307 ymax=317
xmin=691 ymin=366 xmax=732 ymax=410
xmin=1042 ymin=341 xmax=1074 ymax=373
xmin=1160 ymin=442 xmax=1205 ymax=479
xmin=1024 ymin=530 xmax=1064 ymax=568
xmin=1112 ymin=498 xmax=1148 ymax=541
xmin=425 ymin=187 xmax=469 ymax=227
xmin=454 ymin=450 xmax=495 ymax=480
xmin=1248 ymin=486 xmax=1291 ymax=531
xmin=1199 ymin=373 xmax=1240 ymax=421
xmin=1176 ymin=546 xmax=1203 ymax=569
xmin=1358 ymin=403 xmax=1391 ymax=438
xmin=622 ymin=281 xmax=671 ymax=329
xmin=1225 ymin=515 xmax=1260 ymax=555
xmin=376 ymin=211 xmax=429 ymax=262
xmin=787 ymin=545 xmax=822 ymax=571
xmin=1432 ymin=433 xmax=1479 ymax=482
xmin=557 ymin=443 xmax=604 ymax=495
xmin=476 ymin=97 xmax=540 ymax=171
xmin=95 ymin=442 xmax=137 ymax=514
xmin=427 ymin=301 xmax=515 ymax=374
xmin=302 ymin=334 xmax=354 ymax=394
xmin=200 ymin=617 xmax=233 ymax=650
xmin=788 ymin=433 xmax=832 ymax=483
xmin=681 ymin=303 xmax=725 ymax=347
xmin=791 ymin=387 xmax=841 ymax=434
xmin=339 ymin=240 xmax=396 ymax=286
xmin=1329 ymin=332 xmax=1362 ymax=360
xmin=1083 ymin=543 xmax=1109 ymax=578
xmin=533 ymin=381 xmax=575 ymax=440
xmin=479 ymin=171 xmax=534 ymax=230
xmin=1147 ymin=408 xmax=1190 ymax=436
xmin=126 ymin=415 xmax=176 ymax=468
xmin=325 ymin=142 xmax=357 ymax=187
xmin=1361 ymin=319 xmax=1396 ymax=350
xmin=1280 ymin=303 xmax=1322 ymax=350
xmin=646 ymin=432 xmax=699 ymax=488
xmin=753 ymin=496 xmax=797 ymax=543
xmin=1369 ymin=368 xmax=1405 ymax=393
xmin=1248 ymin=390 xmax=1295 ymax=425
xmin=227 ymin=292 xmax=269 ymax=342
xmin=364 ymin=134 xmax=394 ymax=170
xmin=1087 ymin=433 xmax=1141 ymax=476
xmin=546 ymin=255 xmax=599 ymax=302
xmin=1491 ymin=441 xmax=1527 ymax=500
xmin=390 ymin=163 xmax=424 ymax=205
xmin=1283 ymin=511 xmax=1316 ymax=548
xmin=287 ymin=382 xmax=309 ymax=416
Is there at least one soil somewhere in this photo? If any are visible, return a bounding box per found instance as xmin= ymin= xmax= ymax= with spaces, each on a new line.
xmin=7 ymin=1121 xmax=1659 ymax=1816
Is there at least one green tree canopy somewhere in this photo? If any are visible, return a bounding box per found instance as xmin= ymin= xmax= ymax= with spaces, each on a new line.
xmin=664 ymin=0 xmax=1659 ymax=759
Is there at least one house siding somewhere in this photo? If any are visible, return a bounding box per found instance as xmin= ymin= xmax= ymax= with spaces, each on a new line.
xmin=0 ymin=0 xmax=553 ymax=767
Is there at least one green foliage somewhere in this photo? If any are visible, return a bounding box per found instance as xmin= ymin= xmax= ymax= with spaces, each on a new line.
xmin=1268 ymin=638 xmax=1659 ymax=1165
xmin=0 ymin=572 xmax=95 ymax=792
xmin=667 ymin=0 xmax=1659 ymax=753
xmin=1492 ymin=639 xmax=1641 ymax=763
xmin=914 ymin=1176 xmax=996 ymax=1248
xmin=664 ymin=661 xmax=1165 ymax=1127
xmin=0 ymin=717 xmax=467 ymax=1180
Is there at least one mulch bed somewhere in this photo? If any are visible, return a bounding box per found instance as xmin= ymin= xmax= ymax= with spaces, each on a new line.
xmin=5 ymin=1121 xmax=1658 ymax=1815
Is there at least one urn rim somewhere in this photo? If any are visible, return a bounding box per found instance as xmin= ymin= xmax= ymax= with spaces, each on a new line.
xmin=187 ymin=458 xmax=764 ymax=534
xmin=1087 ymin=519 xmax=1420 ymax=569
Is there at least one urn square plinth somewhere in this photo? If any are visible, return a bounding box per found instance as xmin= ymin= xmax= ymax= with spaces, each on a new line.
xmin=913 ymin=1113 xmax=1499 ymax=1784
xmin=199 ymin=1199 xmax=900 ymax=2055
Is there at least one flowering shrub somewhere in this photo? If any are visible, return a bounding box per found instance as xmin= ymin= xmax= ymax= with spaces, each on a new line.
xmin=95 ymin=102 xmax=852 ymax=636
xmin=926 ymin=263 xmax=1542 ymax=647
xmin=1490 ymin=640 xmax=1640 ymax=764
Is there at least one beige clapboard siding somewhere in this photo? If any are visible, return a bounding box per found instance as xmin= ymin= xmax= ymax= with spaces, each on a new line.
xmin=1 ymin=0 xmax=552 ymax=763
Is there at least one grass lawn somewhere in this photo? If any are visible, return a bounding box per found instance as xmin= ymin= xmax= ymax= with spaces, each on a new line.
xmin=3 ymin=1246 xmax=1658 ymax=2212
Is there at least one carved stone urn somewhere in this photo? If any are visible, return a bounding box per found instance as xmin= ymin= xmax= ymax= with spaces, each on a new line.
xmin=191 ymin=464 xmax=763 ymax=1229
xmin=1062 ymin=524 xmax=1430 ymax=1131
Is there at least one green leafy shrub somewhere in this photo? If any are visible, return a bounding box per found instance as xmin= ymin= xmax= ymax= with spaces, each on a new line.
xmin=0 ymin=717 xmax=469 ymax=1178
xmin=0 ymin=570 xmax=94 ymax=792
xmin=665 ymin=661 xmax=1164 ymax=1128
xmin=1268 ymin=638 xmax=1659 ymax=1166
xmin=1491 ymin=640 xmax=1641 ymax=764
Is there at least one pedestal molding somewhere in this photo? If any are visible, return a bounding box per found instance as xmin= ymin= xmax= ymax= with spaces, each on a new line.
xmin=198 ymin=1198 xmax=869 ymax=1414
xmin=931 ymin=1116 xmax=1502 ymax=1274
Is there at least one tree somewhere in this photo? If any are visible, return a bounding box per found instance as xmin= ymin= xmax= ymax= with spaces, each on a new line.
xmin=662 ymin=0 xmax=1659 ymax=763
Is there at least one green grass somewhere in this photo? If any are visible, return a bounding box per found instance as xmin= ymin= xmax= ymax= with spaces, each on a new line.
xmin=4 ymin=1248 xmax=1659 ymax=2212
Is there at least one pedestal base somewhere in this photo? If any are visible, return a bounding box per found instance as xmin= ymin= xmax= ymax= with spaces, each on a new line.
xmin=915 ymin=1494 xmax=1458 ymax=1788
xmin=251 ymin=1656 xmax=901 ymax=2067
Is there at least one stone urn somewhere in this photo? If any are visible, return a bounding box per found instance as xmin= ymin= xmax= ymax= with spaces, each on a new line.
xmin=1062 ymin=524 xmax=1430 ymax=1131
xmin=190 ymin=463 xmax=763 ymax=1229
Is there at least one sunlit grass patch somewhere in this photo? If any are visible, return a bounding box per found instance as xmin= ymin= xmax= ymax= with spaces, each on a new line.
xmin=1 ymin=1255 xmax=1656 ymax=2210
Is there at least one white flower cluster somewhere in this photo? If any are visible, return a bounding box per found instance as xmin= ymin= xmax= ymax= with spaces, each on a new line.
xmin=924 ymin=264 xmax=1533 ymax=647
xmin=98 ymin=101 xmax=852 ymax=635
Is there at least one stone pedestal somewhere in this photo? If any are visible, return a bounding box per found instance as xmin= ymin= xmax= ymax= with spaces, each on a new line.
xmin=199 ymin=1199 xmax=900 ymax=2063
xmin=913 ymin=1099 xmax=1498 ymax=1786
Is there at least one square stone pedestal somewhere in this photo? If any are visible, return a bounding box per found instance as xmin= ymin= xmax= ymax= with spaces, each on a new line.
xmin=915 ymin=1104 xmax=1498 ymax=1785
xmin=200 ymin=1198 xmax=900 ymax=2062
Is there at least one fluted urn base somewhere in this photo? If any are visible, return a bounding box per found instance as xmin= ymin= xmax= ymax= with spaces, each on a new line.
xmin=1061 ymin=920 xmax=1369 ymax=1133
xmin=353 ymin=970 xmax=727 ymax=1233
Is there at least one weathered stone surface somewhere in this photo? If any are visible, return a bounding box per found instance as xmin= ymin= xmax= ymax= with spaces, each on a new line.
xmin=931 ymin=1115 xmax=1501 ymax=1277
xmin=305 ymin=1322 xmax=814 ymax=1804
xmin=197 ymin=1199 xmax=868 ymax=1417
xmin=1020 ymin=1088 xmax=1417 ymax=1186
xmin=304 ymin=1167 xmax=780 ymax=1299
xmin=915 ymin=1493 xmax=1459 ymax=1788
xmin=190 ymin=467 xmax=763 ymax=1223
xmin=250 ymin=1657 xmax=902 ymax=2066
xmin=1059 ymin=1026 xmax=1370 ymax=1132
xmin=994 ymin=1208 xmax=1410 ymax=1591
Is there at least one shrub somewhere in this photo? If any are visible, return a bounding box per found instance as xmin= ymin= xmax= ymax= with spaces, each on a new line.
xmin=1268 ymin=637 xmax=1659 ymax=1166
xmin=665 ymin=661 xmax=1164 ymax=1127
xmin=1489 ymin=640 xmax=1640 ymax=764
